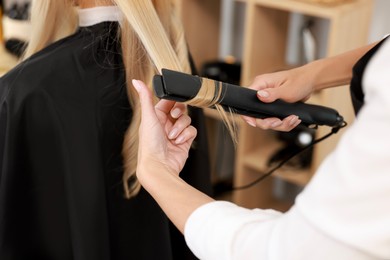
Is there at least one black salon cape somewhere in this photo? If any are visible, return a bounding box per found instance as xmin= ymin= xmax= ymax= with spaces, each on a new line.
xmin=0 ymin=22 xmax=211 ymax=260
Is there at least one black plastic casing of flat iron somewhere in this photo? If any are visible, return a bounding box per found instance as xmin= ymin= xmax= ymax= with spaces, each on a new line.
xmin=153 ymin=69 xmax=344 ymax=128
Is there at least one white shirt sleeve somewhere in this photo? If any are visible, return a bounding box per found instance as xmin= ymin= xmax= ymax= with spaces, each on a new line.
xmin=296 ymin=38 xmax=390 ymax=259
xmin=185 ymin=201 xmax=373 ymax=260
xmin=184 ymin=201 xmax=282 ymax=260
xmin=184 ymin=39 xmax=390 ymax=260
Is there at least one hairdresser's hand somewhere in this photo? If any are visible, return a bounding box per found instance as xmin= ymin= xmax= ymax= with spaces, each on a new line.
xmin=242 ymin=66 xmax=316 ymax=131
xmin=132 ymin=79 xmax=197 ymax=181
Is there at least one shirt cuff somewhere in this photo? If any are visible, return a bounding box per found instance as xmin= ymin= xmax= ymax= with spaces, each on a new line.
xmin=184 ymin=201 xmax=281 ymax=260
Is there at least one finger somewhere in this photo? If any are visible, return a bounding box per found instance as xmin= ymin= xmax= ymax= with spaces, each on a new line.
xmin=248 ymin=75 xmax=269 ymax=91
xmin=168 ymin=114 xmax=192 ymax=140
xmin=254 ymin=117 xmax=283 ymax=130
xmin=271 ymin=115 xmax=301 ymax=132
xmin=175 ymin=125 xmax=197 ymax=145
xmin=155 ymin=100 xmax=187 ymax=119
xmin=132 ymin=79 xmax=158 ymax=122
xmin=279 ymin=115 xmax=301 ymax=131
xmin=170 ymin=103 xmax=187 ymax=119
xmin=155 ymin=99 xmax=176 ymax=115
xmin=256 ymin=87 xmax=280 ymax=103
xmin=241 ymin=115 xmax=257 ymax=127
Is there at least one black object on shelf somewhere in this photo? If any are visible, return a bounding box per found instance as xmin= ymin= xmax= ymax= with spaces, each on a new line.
xmin=5 ymin=38 xmax=26 ymax=57
xmin=268 ymin=125 xmax=315 ymax=169
xmin=201 ymin=60 xmax=241 ymax=85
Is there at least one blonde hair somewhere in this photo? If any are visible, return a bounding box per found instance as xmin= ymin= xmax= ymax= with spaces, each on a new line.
xmin=24 ymin=0 xmax=233 ymax=198
xmin=185 ymin=78 xmax=237 ymax=144
xmin=24 ymin=0 xmax=78 ymax=58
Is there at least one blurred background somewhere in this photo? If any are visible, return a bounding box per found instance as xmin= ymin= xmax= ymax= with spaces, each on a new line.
xmin=0 ymin=0 xmax=388 ymax=209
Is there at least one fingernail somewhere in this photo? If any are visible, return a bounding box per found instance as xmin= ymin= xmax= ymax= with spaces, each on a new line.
xmin=246 ymin=120 xmax=256 ymax=127
xmin=169 ymin=128 xmax=178 ymax=139
xmin=132 ymin=79 xmax=141 ymax=91
xmin=257 ymin=90 xmax=269 ymax=98
xmin=175 ymin=136 xmax=184 ymax=144
xmin=171 ymin=108 xmax=181 ymax=118
xmin=271 ymin=120 xmax=282 ymax=128
xmin=289 ymin=116 xmax=299 ymax=126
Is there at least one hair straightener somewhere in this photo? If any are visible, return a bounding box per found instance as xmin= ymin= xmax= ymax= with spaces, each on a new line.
xmin=153 ymin=69 xmax=345 ymax=129
xmin=153 ymin=69 xmax=347 ymax=191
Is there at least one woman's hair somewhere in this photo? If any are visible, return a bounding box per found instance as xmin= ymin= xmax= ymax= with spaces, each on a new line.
xmin=185 ymin=78 xmax=237 ymax=144
xmin=23 ymin=0 xmax=78 ymax=58
xmin=24 ymin=0 xmax=233 ymax=198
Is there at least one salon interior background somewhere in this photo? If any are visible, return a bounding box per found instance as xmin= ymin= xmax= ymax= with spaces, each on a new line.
xmin=200 ymin=0 xmax=390 ymax=198
xmin=220 ymin=0 xmax=390 ymax=63
xmin=1 ymin=0 xmax=389 ymax=205
xmin=3 ymin=0 xmax=389 ymax=55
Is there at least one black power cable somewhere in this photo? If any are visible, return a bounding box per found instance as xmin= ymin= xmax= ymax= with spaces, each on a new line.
xmin=231 ymin=121 xmax=348 ymax=191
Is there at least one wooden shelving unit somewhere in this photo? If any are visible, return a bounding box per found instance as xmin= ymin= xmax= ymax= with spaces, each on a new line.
xmin=233 ymin=0 xmax=373 ymax=209
xmin=0 ymin=44 xmax=18 ymax=76
xmin=179 ymin=0 xmax=222 ymax=71
xmin=180 ymin=0 xmax=373 ymax=209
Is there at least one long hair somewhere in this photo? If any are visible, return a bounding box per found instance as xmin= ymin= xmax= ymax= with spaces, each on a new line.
xmin=24 ymin=0 xmax=191 ymax=198
xmin=24 ymin=0 xmax=232 ymax=198
xmin=23 ymin=0 xmax=78 ymax=58
xmin=113 ymin=0 xmax=191 ymax=198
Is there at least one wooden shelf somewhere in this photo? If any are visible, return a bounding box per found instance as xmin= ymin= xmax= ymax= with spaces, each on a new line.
xmin=0 ymin=43 xmax=18 ymax=76
xmin=180 ymin=0 xmax=373 ymax=209
xmin=234 ymin=0 xmax=373 ymax=208
xmin=251 ymin=0 xmax=365 ymax=18
xmin=243 ymin=145 xmax=312 ymax=187
xmin=236 ymin=0 xmax=370 ymax=18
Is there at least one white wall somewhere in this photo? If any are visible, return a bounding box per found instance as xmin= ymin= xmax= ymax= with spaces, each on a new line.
xmin=219 ymin=0 xmax=246 ymax=60
xmin=368 ymin=0 xmax=390 ymax=42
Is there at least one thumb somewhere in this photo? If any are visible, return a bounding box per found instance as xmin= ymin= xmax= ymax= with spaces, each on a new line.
xmin=257 ymin=87 xmax=281 ymax=103
xmin=249 ymin=74 xmax=280 ymax=103
xmin=132 ymin=79 xmax=158 ymax=123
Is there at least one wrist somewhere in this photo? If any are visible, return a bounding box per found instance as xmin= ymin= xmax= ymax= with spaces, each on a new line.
xmin=304 ymin=45 xmax=371 ymax=91
xmin=303 ymin=59 xmax=328 ymax=91
xmin=136 ymin=158 xmax=179 ymax=187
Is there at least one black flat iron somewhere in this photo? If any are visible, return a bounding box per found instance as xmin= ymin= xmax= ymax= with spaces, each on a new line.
xmin=153 ymin=69 xmax=344 ymax=128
